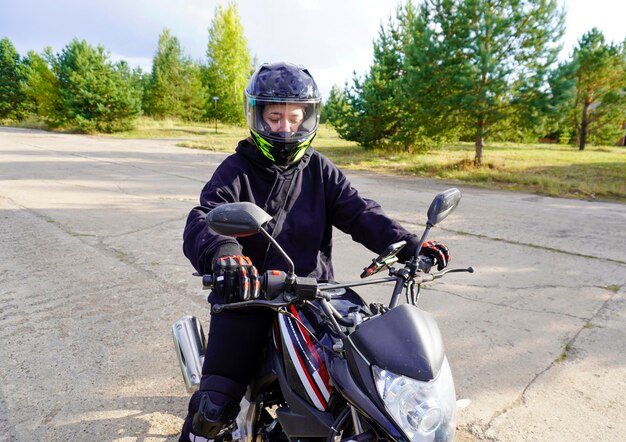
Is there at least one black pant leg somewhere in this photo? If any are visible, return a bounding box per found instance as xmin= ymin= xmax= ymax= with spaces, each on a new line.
xmin=180 ymin=307 xmax=274 ymax=441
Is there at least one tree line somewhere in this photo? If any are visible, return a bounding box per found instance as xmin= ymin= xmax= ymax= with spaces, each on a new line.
xmin=324 ymin=0 xmax=625 ymax=163
xmin=1 ymin=0 xmax=624 ymax=163
xmin=0 ymin=3 xmax=250 ymax=133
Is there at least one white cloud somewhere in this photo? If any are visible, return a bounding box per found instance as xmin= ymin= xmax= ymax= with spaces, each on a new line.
xmin=298 ymin=0 xmax=321 ymax=10
xmin=561 ymin=0 xmax=626 ymax=58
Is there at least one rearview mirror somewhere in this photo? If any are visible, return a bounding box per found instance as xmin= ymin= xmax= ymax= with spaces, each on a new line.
xmin=427 ymin=188 xmax=461 ymax=227
xmin=206 ymin=202 xmax=272 ymax=237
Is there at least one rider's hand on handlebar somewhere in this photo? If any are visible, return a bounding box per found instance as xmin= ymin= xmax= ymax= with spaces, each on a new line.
xmin=420 ymin=241 xmax=451 ymax=271
xmin=212 ymin=255 xmax=260 ymax=303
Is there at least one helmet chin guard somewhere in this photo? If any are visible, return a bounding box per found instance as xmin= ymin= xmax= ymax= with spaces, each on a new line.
xmin=244 ymin=62 xmax=321 ymax=165
xmin=250 ymin=129 xmax=316 ymax=165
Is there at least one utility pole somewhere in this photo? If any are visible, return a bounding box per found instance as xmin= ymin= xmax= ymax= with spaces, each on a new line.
xmin=212 ymin=96 xmax=219 ymax=134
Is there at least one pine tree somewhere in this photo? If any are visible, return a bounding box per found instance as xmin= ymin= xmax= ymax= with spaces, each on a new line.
xmin=56 ymin=39 xmax=142 ymax=132
xmin=0 ymin=37 xmax=25 ymax=119
xmin=545 ymin=60 xmax=578 ymax=143
xmin=363 ymin=3 xmax=415 ymax=149
xmin=19 ymin=49 xmax=63 ymax=122
xmin=568 ymin=29 xmax=626 ymax=149
xmin=324 ymin=83 xmax=358 ymax=141
xmin=325 ymin=2 xmax=417 ymax=149
xmin=404 ymin=0 xmax=565 ymax=165
xmin=206 ymin=2 xmax=252 ymax=125
xmin=400 ymin=0 xmax=464 ymax=147
xmin=144 ymin=29 xmax=207 ymax=120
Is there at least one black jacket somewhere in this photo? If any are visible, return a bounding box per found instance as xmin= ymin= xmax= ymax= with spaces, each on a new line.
xmin=183 ymin=139 xmax=419 ymax=280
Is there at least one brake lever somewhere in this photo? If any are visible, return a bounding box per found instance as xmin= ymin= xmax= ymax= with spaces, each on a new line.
xmin=441 ymin=266 xmax=474 ymax=275
xmin=431 ymin=266 xmax=475 ymax=279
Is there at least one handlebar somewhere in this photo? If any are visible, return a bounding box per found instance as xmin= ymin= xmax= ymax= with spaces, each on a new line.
xmin=207 ymin=266 xmax=474 ymax=315
xmin=210 ymin=265 xmax=473 ymax=343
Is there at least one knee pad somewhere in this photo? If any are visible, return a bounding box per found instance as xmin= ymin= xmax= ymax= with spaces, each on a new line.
xmin=192 ymin=391 xmax=241 ymax=439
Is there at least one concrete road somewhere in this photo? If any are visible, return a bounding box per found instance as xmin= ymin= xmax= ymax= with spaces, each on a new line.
xmin=1 ymin=127 xmax=624 ymax=441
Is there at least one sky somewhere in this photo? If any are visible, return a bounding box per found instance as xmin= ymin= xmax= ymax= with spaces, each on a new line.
xmin=1 ymin=0 xmax=625 ymax=100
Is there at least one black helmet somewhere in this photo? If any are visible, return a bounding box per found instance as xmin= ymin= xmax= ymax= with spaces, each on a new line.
xmin=244 ymin=62 xmax=321 ymax=165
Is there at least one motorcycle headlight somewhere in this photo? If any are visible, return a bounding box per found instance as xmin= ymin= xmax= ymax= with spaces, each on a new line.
xmin=373 ymin=358 xmax=456 ymax=442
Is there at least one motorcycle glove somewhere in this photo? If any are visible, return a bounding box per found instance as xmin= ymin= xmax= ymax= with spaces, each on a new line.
xmin=212 ymin=255 xmax=260 ymax=303
xmin=420 ymin=240 xmax=451 ymax=271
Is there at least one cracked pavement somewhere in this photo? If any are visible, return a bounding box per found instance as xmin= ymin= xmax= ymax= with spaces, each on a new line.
xmin=1 ymin=128 xmax=624 ymax=441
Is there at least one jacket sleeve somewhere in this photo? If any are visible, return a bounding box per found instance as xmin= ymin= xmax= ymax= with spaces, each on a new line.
xmin=324 ymin=160 xmax=420 ymax=261
xmin=182 ymin=166 xmax=243 ymax=274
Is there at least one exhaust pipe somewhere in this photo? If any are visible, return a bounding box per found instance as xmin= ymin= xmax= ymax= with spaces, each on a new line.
xmin=172 ymin=315 xmax=206 ymax=393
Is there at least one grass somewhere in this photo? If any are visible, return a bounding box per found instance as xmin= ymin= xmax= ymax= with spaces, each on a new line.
xmin=33 ymin=117 xmax=626 ymax=203
xmin=310 ymin=126 xmax=625 ymax=202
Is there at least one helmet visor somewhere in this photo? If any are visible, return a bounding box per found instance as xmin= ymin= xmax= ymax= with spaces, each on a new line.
xmin=245 ymin=95 xmax=320 ymax=145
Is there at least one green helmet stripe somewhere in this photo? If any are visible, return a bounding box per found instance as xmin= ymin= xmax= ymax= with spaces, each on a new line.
xmin=291 ymin=133 xmax=316 ymax=163
xmin=250 ymin=130 xmax=276 ymax=162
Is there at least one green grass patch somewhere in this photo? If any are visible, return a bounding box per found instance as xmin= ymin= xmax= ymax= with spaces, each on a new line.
xmin=557 ymin=343 xmax=573 ymax=362
xmin=107 ymin=120 xmax=626 ymax=202
xmin=104 ymin=117 xmax=216 ymax=139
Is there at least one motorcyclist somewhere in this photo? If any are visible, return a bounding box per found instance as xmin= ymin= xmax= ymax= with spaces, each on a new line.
xmin=179 ymin=61 xmax=451 ymax=442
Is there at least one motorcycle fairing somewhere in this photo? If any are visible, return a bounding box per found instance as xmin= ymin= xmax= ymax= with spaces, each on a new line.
xmin=270 ymin=345 xmax=336 ymax=439
xmin=350 ymin=303 xmax=445 ymax=381
xmin=330 ymin=352 xmax=406 ymax=441
xmin=276 ymin=305 xmax=334 ymax=411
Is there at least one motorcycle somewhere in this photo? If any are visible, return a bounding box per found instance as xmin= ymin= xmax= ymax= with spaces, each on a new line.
xmin=172 ymin=188 xmax=473 ymax=442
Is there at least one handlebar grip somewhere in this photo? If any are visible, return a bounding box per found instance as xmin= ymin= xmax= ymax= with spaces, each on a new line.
xmin=202 ymin=274 xmax=213 ymax=289
xmin=418 ymin=256 xmax=434 ymax=272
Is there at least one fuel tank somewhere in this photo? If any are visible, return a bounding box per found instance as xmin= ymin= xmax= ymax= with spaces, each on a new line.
xmin=275 ymin=287 xmax=368 ymax=411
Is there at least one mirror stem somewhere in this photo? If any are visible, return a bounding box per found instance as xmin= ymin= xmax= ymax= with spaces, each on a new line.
xmin=259 ymin=228 xmax=297 ymax=288
xmin=413 ymin=224 xmax=432 ymax=259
